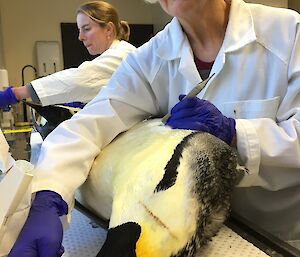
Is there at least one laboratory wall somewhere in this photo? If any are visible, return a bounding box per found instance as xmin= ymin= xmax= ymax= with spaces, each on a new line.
xmin=289 ymin=0 xmax=300 ymax=12
xmin=0 ymin=0 xmax=154 ymax=86
xmin=151 ymin=3 xmax=172 ymax=34
xmin=0 ymin=4 xmax=4 ymax=68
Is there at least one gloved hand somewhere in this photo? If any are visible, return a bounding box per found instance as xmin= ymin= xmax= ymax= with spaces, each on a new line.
xmin=166 ymin=95 xmax=236 ymax=145
xmin=8 ymin=190 xmax=68 ymax=257
xmin=0 ymin=86 xmax=18 ymax=108
xmin=63 ymin=101 xmax=85 ymax=109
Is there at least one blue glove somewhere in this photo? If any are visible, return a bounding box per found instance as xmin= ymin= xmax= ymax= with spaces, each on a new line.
xmin=8 ymin=191 xmax=68 ymax=257
xmin=0 ymin=86 xmax=18 ymax=108
xmin=166 ymin=95 xmax=236 ymax=145
xmin=63 ymin=101 xmax=85 ymax=109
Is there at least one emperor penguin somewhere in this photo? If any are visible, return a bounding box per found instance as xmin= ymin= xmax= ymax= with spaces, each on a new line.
xmin=24 ymin=104 xmax=243 ymax=257
xmin=76 ymin=119 xmax=244 ymax=257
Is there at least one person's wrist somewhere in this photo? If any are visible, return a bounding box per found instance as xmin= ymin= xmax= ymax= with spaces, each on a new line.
xmin=11 ymin=86 xmax=30 ymax=102
xmin=33 ymin=190 xmax=68 ymax=216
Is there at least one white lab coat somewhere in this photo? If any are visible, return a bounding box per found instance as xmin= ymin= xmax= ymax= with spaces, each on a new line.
xmin=30 ymin=40 xmax=136 ymax=106
xmin=32 ymin=0 xmax=300 ymax=241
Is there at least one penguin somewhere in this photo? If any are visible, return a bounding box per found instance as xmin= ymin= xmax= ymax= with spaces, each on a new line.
xmin=75 ymin=119 xmax=244 ymax=257
xmin=25 ymin=104 xmax=243 ymax=257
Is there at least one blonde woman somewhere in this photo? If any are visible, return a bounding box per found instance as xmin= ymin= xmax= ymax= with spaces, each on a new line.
xmin=0 ymin=1 xmax=135 ymax=108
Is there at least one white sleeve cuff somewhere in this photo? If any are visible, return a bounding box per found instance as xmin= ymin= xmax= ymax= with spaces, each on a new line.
xmin=235 ymin=119 xmax=261 ymax=187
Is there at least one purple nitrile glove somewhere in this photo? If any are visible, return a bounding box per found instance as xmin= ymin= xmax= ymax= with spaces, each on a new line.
xmin=63 ymin=101 xmax=85 ymax=109
xmin=166 ymin=95 xmax=236 ymax=145
xmin=8 ymin=190 xmax=68 ymax=257
xmin=0 ymin=86 xmax=18 ymax=108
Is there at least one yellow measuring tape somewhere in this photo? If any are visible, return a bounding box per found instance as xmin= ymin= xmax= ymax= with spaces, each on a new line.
xmin=3 ymin=128 xmax=32 ymax=134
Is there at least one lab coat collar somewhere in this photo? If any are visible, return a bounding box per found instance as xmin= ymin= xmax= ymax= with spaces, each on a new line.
xmin=222 ymin=0 xmax=257 ymax=53
xmin=156 ymin=18 xmax=186 ymax=61
xmin=210 ymin=0 xmax=257 ymax=79
xmin=109 ymin=39 xmax=121 ymax=49
xmin=156 ymin=0 xmax=257 ymax=60
xmin=156 ymin=19 xmax=201 ymax=86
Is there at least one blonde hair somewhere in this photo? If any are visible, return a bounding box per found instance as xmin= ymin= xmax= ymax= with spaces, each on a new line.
xmin=77 ymin=1 xmax=130 ymax=41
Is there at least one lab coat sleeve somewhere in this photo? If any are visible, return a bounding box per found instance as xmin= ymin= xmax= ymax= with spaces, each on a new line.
xmin=236 ymin=23 xmax=300 ymax=189
xmin=31 ymin=50 xmax=160 ymax=210
xmin=30 ymin=44 xmax=133 ymax=106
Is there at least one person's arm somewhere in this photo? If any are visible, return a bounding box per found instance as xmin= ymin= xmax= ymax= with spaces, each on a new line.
xmin=30 ymin=44 xmax=135 ymax=106
xmin=0 ymin=50 xmax=126 ymax=108
xmin=11 ymin=86 xmax=31 ymax=101
xmin=0 ymin=84 xmax=42 ymax=109
xmin=31 ymin=51 xmax=159 ymax=205
xmin=233 ymin=18 xmax=300 ymax=189
xmin=8 ymin=46 xmax=157 ymax=256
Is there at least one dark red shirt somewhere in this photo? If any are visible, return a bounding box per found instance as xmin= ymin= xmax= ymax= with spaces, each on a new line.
xmin=194 ymin=57 xmax=214 ymax=80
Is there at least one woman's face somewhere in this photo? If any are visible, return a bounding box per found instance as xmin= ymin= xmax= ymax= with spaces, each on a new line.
xmin=77 ymin=12 xmax=113 ymax=55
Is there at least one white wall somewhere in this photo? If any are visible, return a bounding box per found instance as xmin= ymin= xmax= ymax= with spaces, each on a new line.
xmin=151 ymin=3 xmax=171 ymax=33
xmin=0 ymin=3 xmax=5 ymax=68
